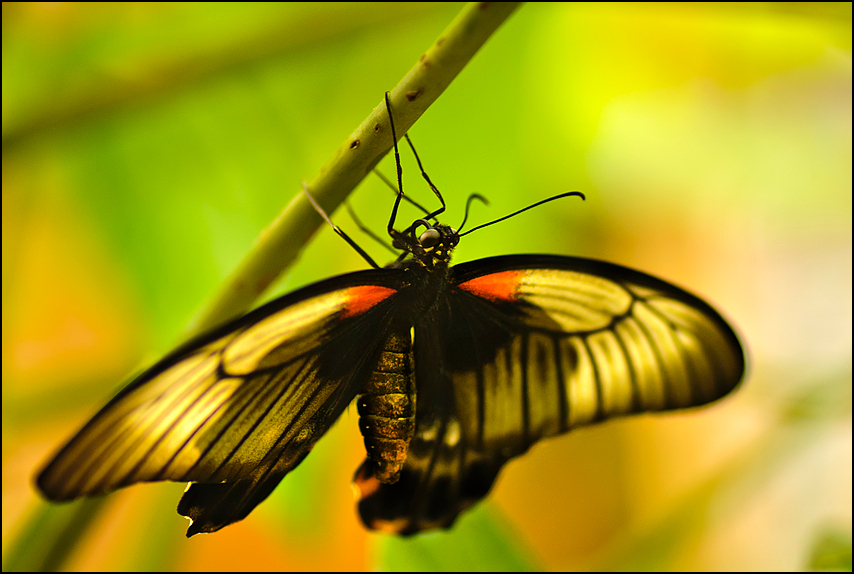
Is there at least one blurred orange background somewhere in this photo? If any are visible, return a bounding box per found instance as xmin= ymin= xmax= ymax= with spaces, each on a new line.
xmin=3 ymin=3 xmax=851 ymax=571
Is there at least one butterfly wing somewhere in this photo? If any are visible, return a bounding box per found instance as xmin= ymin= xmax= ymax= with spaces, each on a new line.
xmin=37 ymin=269 xmax=405 ymax=535
xmin=356 ymin=254 xmax=745 ymax=533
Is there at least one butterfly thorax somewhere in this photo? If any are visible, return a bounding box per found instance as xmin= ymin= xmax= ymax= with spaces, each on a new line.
xmin=389 ymin=222 xmax=460 ymax=318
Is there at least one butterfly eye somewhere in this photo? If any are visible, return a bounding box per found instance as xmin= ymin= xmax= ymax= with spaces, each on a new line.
xmin=418 ymin=228 xmax=441 ymax=248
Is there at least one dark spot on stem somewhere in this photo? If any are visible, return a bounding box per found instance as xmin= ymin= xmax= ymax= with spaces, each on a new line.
xmin=406 ymin=90 xmax=421 ymax=102
xmin=374 ymin=124 xmax=381 ymax=133
xmin=350 ymin=140 xmax=360 ymax=149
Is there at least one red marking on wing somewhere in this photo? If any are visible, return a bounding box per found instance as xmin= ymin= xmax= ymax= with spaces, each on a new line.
xmin=340 ymin=285 xmax=397 ymax=318
xmin=457 ymin=270 xmax=525 ymax=302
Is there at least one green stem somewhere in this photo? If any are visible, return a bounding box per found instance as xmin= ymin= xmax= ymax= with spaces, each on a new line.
xmin=191 ymin=2 xmax=521 ymax=334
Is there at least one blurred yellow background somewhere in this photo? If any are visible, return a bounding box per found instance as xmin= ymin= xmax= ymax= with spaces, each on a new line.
xmin=3 ymin=3 xmax=851 ymax=571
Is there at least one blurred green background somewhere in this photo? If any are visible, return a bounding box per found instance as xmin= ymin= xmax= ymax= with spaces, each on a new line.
xmin=3 ymin=2 xmax=851 ymax=571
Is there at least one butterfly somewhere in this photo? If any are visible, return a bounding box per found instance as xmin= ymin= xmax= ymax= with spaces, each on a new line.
xmin=36 ymin=93 xmax=745 ymax=537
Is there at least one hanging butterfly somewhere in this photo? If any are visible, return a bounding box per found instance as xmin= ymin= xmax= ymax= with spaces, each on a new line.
xmin=36 ymin=93 xmax=745 ymax=536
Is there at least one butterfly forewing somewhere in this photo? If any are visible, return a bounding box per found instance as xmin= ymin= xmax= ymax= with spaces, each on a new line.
xmin=356 ymin=255 xmax=744 ymax=533
xmin=37 ymin=270 xmax=405 ymax=533
xmin=450 ymin=256 xmax=743 ymax=436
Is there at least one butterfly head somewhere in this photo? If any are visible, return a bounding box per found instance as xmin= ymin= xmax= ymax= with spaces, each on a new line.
xmin=413 ymin=220 xmax=459 ymax=267
xmin=391 ymin=218 xmax=460 ymax=269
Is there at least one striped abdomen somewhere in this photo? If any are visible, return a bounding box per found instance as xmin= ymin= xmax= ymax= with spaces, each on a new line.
xmin=357 ymin=329 xmax=416 ymax=484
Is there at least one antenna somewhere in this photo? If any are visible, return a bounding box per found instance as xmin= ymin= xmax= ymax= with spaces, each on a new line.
xmin=458 ymin=192 xmax=585 ymax=237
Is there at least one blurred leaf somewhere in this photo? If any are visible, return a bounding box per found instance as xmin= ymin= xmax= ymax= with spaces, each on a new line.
xmin=806 ymin=527 xmax=853 ymax=571
xmin=376 ymin=504 xmax=539 ymax=571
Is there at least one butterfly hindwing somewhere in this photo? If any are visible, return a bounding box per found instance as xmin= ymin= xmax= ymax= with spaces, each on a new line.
xmin=356 ymin=255 xmax=744 ymax=533
xmin=37 ymin=269 xmax=406 ymax=534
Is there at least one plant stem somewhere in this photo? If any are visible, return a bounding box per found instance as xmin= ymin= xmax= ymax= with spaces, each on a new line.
xmin=191 ymin=2 xmax=521 ymax=334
